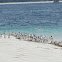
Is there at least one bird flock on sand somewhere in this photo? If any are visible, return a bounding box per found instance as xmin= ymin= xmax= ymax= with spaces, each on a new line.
xmin=0 ymin=32 xmax=62 ymax=47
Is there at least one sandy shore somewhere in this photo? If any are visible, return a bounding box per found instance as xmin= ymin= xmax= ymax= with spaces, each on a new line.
xmin=0 ymin=1 xmax=61 ymax=5
xmin=0 ymin=1 xmax=55 ymax=5
xmin=0 ymin=35 xmax=62 ymax=62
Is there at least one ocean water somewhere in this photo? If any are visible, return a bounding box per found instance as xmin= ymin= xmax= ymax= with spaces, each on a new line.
xmin=0 ymin=3 xmax=62 ymax=41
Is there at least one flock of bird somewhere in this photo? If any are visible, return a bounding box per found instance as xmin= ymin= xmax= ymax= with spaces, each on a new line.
xmin=11 ymin=32 xmax=62 ymax=47
xmin=0 ymin=32 xmax=62 ymax=47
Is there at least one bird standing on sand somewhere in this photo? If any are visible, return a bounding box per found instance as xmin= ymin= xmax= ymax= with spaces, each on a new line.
xmin=8 ymin=33 xmax=10 ymax=38
xmin=3 ymin=32 xmax=6 ymax=38
xmin=49 ymin=36 xmax=54 ymax=44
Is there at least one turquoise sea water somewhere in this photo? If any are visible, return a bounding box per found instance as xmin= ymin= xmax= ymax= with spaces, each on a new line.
xmin=0 ymin=3 xmax=62 ymax=41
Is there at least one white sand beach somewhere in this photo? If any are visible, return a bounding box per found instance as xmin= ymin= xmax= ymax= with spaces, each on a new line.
xmin=0 ymin=35 xmax=62 ymax=62
xmin=0 ymin=1 xmax=56 ymax=5
xmin=0 ymin=1 xmax=61 ymax=5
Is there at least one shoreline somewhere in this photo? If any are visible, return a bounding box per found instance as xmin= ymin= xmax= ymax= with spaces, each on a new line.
xmin=0 ymin=1 xmax=61 ymax=5
xmin=1 ymin=32 xmax=62 ymax=47
xmin=0 ymin=1 xmax=59 ymax=5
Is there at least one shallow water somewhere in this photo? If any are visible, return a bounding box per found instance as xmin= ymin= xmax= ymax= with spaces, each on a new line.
xmin=0 ymin=3 xmax=62 ymax=41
